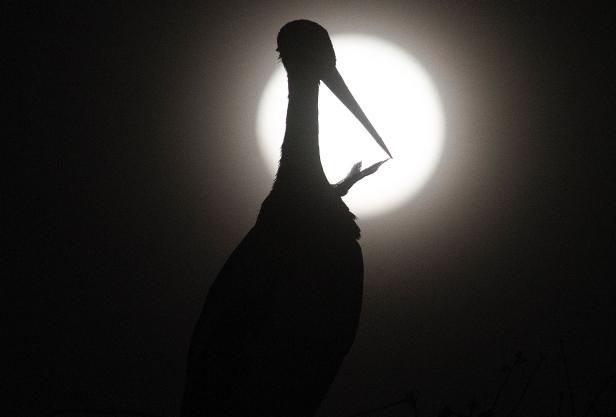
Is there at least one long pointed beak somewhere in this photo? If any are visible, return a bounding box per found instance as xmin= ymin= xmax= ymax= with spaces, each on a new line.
xmin=321 ymin=67 xmax=392 ymax=158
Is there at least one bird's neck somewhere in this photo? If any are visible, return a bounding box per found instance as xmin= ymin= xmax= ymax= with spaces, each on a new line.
xmin=273 ymin=73 xmax=328 ymax=192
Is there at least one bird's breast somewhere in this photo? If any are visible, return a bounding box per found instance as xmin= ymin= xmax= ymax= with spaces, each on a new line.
xmin=257 ymin=187 xmax=361 ymax=241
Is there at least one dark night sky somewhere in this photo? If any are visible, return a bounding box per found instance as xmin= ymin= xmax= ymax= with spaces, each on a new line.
xmin=5 ymin=2 xmax=615 ymax=416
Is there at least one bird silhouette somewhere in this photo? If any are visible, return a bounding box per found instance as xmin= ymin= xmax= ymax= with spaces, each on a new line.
xmin=181 ymin=20 xmax=391 ymax=417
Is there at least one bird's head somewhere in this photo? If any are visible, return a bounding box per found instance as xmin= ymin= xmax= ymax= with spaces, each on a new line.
xmin=277 ymin=20 xmax=392 ymax=158
xmin=277 ymin=20 xmax=335 ymax=79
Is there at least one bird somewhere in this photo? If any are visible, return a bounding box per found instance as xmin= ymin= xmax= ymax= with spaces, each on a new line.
xmin=181 ymin=20 xmax=391 ymax=417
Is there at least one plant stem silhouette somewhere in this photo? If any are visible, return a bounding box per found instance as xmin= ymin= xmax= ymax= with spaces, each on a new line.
xmin=506 ymin=353 xmax=545 ymax=417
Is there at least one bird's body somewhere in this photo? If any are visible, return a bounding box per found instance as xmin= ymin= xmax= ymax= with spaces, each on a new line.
xmin=182 ymin=20 xmax=390 ymax=417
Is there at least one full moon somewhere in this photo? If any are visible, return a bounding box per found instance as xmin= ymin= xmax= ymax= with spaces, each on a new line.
xmin=257 ymin=34 xmax=444 ymax=217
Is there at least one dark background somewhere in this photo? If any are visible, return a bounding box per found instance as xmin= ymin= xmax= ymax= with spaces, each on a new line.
xmin=5 ymin=2 xmax=615 ymax=416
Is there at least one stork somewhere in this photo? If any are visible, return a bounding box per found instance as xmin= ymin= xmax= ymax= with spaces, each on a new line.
xmin=181 ymin=20 xmax=391 ymax=417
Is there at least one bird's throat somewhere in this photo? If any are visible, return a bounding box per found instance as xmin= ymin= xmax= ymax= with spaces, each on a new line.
xmin=274 ymin=74 xmax=328 ymax=192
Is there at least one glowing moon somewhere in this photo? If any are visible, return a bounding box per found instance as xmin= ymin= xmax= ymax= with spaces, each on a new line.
xmin=257 ymin=34 xmax=444 ymax=217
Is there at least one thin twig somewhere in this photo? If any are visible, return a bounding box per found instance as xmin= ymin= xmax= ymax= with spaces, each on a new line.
xmin=490 ymin=355 xmax=523 ymax=411
xmin=583 ymin=371 xmax=615 ymax=417
xmin=507 ymin=354 xmax=545 ymax=417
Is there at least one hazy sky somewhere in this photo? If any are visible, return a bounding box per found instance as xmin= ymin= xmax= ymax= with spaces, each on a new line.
xmin=6 ymin=2 xmax=615 ymax=416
